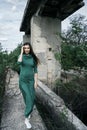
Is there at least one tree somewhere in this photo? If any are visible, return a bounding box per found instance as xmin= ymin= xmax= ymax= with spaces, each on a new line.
xmin=61 ymin=14 xmax=87 ymax=70
xmin=8 ymin=43 xmax=22 ymax=73
xmin=0 ymin=43 xmax=3 ymax=52
xmin=0 ymin=43 xmax=9 ymax=120
xmin=61 ymin=14 xmax=87 ymax=45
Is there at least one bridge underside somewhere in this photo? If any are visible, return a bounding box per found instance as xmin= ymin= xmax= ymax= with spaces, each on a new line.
xmin=20 ymin=0 xmax=84 ymax=34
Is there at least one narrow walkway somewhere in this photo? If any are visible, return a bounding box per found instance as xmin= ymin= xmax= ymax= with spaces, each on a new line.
xmin=1 ymin=69 xmax=47 ymax=130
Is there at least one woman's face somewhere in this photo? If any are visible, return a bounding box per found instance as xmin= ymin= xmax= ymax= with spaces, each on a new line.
xmin=23 ymin=45 xmax=30 ymax=54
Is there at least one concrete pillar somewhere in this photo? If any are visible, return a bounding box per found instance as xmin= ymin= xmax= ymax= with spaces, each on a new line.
xmin=23 ymin=34 xmax=31 ymax=43
xmin=31 ymin=16 xmax=61 ymax=88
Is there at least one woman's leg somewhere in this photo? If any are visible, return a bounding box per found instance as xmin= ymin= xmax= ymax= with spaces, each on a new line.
xmin=20 ymin=81 xmax=35 ymax=118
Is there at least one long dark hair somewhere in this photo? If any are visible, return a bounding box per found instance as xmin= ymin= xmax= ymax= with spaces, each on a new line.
xmin=23 ymin=42 xmax=40 ymax=65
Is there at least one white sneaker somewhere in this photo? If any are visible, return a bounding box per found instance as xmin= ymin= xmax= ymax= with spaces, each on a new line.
xmin=25 ymin=118 xmax=32 ymax=129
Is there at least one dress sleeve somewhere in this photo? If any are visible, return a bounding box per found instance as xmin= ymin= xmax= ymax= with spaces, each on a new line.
xmin=17 ymin=61 xmax=22 ymax=65
xmin=34 ymin=61 xmax=38 ymax=73
xmin=17 ymin=55 xmax=22 ymax=65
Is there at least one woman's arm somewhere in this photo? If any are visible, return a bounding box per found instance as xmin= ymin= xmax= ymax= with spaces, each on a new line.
xmin=18 ymin=53 xmax=23 ymax=62
xmin=17 ymin=46 xmax=24 ymax=64
xmin=34 ymin=61 xmax=38 ymax=88
xmin=17 ymin=46 xmax=23 ymax=65
xmin=34 ymin=73 xmax=38 ymax=88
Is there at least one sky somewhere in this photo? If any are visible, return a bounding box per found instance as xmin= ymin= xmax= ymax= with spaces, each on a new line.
xmin=0 ymin=0 xmax=87 ymax=53
xmin=0 ymin=0 xmax=27 ymax=52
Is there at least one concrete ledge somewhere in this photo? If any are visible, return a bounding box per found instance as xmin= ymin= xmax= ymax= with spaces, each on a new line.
xmin=36 ymin=80 xmax=87 ymax=130
xmin=1 ymin=95 xmax=47 ymax=130
xmin=1 ymin=69 xmax=47 ymax=130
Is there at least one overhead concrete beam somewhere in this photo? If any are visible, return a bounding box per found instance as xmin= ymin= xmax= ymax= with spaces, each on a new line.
xmin=20 ymin=0 xmax=84 ymax=34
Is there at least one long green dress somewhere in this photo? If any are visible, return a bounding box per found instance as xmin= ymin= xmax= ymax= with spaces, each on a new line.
xmin=17 ymin=54 xmax=38 ymax=117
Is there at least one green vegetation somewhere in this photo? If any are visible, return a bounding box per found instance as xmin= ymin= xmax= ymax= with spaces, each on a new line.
xmin=54 ymin=52 xmax=61 ymax=62
xmin=56 ymin=14 xmax=87 ymax=70
xmin=36 ymin=101 xmax=69 ymax=130
xmin=7 ymin=43 xmax=22 ymax=73
xmin=0 ymin=43 xmax=8 ymax=122
xmin=54 ymin=14 xmax=87 ymax=125
xmin=54 ymin=75 xmax=87 ymax=125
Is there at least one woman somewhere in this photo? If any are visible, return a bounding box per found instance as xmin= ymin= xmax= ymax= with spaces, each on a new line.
xmin=17 ymin=42 xmax=39 ymax=129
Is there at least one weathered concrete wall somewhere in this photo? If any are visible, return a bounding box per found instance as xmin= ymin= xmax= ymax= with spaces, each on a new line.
xmin=36 ymin=80 xmax=87 ymax=130
xmin=31 ymin=16 xmax=61 ymax=88
xmin=1 ymin=69 xmax=47 ymax=130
